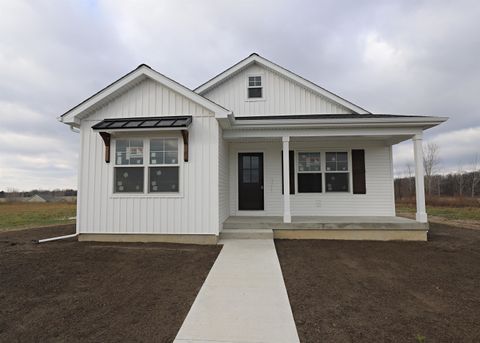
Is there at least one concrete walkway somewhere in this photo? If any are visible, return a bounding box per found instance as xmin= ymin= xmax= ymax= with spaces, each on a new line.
xmin=174 ymin=238 xmax=300 ymax=343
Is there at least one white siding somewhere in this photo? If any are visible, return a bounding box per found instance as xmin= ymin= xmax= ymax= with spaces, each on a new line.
xmin=77 ymin=78 xmax=220 ymax=235
xmin=228 ymin=140 xmax=395 ymax=217
xmin=202 ymin=63 xmax=354 ymax=116
xmin=218 ymin=130 xmax=230 ymax=230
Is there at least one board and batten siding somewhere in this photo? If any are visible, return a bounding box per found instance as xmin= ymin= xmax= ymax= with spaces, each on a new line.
xmin=77 ymin=78 xmax=221 ymax=235
xmin=202 ymin=63 xmax=354 ymax=117
xmin=228 ymin=140 xmax=395 ymax=217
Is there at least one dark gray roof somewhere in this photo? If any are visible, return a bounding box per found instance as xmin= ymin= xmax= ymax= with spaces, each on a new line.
xmin=92 ymin=116 xmax=192 ymax=130
xmin=235 ymin=114 xmax=428 ymax=120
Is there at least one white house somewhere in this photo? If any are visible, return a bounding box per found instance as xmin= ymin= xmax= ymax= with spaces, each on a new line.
xmin=60 ymin=53 xmax=447 ymax=243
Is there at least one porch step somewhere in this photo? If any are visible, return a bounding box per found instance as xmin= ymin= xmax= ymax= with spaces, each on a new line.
xmin=220 ymin=228 xmax=274 ymax=240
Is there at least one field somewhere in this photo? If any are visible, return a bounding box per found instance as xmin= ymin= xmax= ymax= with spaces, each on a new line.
xmin=0 ymin=202 xmax=76 ymax=231
xmin=396 ymin=204 xmax=480 ymax=221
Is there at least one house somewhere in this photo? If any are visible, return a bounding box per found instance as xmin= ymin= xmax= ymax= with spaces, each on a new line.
xmin=59 ymin=53 xmax=446 ymax=243
xmin=28 ymin=194 xmax=48 ymax=203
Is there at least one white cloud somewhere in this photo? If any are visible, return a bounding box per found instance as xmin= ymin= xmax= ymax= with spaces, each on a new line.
xmin=1 ymin=0 xmax=480 ymax=190
xmin=393 ymin=126 xmax=480 ymax=176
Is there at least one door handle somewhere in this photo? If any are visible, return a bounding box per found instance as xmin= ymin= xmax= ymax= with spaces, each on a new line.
xmin=260 ymin=185 xmax=264 ymax=190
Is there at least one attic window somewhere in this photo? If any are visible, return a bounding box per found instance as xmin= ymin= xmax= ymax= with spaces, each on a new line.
xmin=247 ymin=76 xmax=262 ymax=98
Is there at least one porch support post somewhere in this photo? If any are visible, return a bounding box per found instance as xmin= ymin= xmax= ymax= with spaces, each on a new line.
xmin=413 ymin=133 xmax=427 ymax=223
xmin=282 ymin=136 xmax=291 ymax=223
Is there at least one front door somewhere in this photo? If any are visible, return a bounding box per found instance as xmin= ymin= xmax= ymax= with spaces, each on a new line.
xmin=238 ymin=153 xmax=264 ymax=210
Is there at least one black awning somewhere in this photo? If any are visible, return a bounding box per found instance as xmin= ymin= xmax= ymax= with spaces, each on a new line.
xmin=91 ymin=116 xmax=192 ymax=130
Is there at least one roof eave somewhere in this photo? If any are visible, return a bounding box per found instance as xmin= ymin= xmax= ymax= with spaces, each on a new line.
xmin=60 ymin=65 xmax=231 ymax=126
xmin=195 ymin=53 xmax=371 ymax=115
xmin=228 ymin=116 xmax=448 ymax=130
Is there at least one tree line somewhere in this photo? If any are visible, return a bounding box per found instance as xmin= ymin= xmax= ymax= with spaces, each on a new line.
xmin=395 ymin=143 xmax=480 ymax=199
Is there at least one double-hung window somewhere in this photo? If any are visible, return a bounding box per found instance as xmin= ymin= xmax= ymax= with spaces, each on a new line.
xmin=149 ymin=138 xmax=179 ymax=192
xmin=325 ymin=152 xmax=349 ymax=192
xmin=247 ymin=76 xmax=262 ymax=99
xmin=114 ymin=137 xmax=179 ymax=194
xmin=297 ymin=152 xmax=322 ymax=193
xmin=114 ymin=139 xmax=144 ymax=193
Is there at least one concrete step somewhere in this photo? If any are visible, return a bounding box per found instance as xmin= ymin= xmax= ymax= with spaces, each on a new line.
xmin=220 ymin=228 xmax=274 ymax=240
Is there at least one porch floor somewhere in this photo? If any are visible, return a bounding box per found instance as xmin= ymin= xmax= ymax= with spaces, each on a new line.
xmin=223 ymin=216 xmax=427 ymax=231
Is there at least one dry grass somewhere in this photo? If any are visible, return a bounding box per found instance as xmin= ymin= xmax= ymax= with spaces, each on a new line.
xmin=0 ymin=202 xmax=76 ymax=231
xmin=396 ymin=196 xmax=480 ymax=208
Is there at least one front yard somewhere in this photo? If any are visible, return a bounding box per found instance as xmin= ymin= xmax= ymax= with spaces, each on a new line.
xmin=276 ymin=222 xmax=480 ymax=342
xmin=0 ymin=225 xmax=221 ymax=342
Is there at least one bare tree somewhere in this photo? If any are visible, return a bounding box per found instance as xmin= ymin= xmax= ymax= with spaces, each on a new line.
xmin=423 ymin=142 xmax=440 ymax=196
xmin=406 ymin=163 xmax=414 ymax=196
xmin=472 ymin=154 xmax=480 ymax=197
xmin=456 ymin=166 xmax=465 ymax=197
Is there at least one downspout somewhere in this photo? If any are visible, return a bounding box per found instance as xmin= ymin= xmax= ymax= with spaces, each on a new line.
xmin=34 ymin=233 xmax=78 ymax=244
xmin=35 ymin=121 xmax=81 ymax=244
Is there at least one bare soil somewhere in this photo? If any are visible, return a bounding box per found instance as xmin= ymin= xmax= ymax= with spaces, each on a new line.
xmin=276 ymin=223 xmax=480 ymax=343
xmin=0 ymin=225 xmax=221 ymax=343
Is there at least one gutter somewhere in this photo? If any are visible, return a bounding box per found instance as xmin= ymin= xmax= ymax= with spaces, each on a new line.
xmin=228 ymin=116 xmax=448 ymax=130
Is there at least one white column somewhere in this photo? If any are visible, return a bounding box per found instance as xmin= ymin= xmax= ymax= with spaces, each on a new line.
xmin=282 ymin=136 xmax=291 ymax=223
xmin=413 ymin=134 xmax=428 ymax=223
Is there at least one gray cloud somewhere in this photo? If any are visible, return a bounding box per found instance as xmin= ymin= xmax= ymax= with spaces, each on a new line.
xmin=1 ymin=0 xmax=479 ymax=190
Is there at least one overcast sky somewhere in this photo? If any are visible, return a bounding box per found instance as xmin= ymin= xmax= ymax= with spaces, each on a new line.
xmin=1 ymin=0 xmax=479 ymax=191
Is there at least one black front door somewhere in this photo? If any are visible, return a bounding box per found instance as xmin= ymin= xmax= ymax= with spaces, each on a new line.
xmin=238 ymin=153 xmax=264 ymax=210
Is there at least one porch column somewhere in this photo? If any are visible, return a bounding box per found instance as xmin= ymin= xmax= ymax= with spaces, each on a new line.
xmin=413 ymin=134 xmax=428 ymax=223
xmin=282 ymin=136 xmax=291 ymax=223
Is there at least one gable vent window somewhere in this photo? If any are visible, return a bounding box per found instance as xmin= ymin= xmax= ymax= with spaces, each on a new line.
xmin=247 ymin=76 xmax=263 ymax=98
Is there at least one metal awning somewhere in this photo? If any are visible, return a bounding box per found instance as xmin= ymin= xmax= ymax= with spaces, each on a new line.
xmin=91 ymin=115 xmax=192 ymax=130
xmin=92 ymin=116 xmax=192 ymax=163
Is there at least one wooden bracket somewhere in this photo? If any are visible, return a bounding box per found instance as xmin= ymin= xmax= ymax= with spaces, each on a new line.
xmin=181 ymin=130 xmax=189 ymax=162
xmin=99 ymin=132 xmax=111 ymax=163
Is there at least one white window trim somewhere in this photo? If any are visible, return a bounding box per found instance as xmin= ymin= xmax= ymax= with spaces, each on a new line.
xmin=324 ymin=151 xmax=350 ymax=193
xmin=292 ymin=149 xmax=353 ymax=195
xmin=297 ymin=151 xmax=322 ymax=194
xmin=110 ymin=134 xmax=184 ymax=198
xmin=245 ymin=73 xmax=266 ymax=102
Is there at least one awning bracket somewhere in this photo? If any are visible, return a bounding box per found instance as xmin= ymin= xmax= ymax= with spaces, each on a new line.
xmin=181 ymin=130 xmax=189 ymax=162
xmin=99 ymin=132 xmax=111 ymax=163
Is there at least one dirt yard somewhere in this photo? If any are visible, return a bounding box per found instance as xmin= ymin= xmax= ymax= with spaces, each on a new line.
xmin=0 ymin=225 xmax=221 ymax=342
xmin=276 ymin=223 xmax=480 ymax=343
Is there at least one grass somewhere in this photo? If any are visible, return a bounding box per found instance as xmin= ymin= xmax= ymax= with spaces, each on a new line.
xmin=396 ymin=204 xmax=480 ymax=221
xmin=0 ymin=202 xmax=76 ymax=231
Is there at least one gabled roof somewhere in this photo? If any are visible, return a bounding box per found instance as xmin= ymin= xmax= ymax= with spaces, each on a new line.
xmin=194 ymin=53 xmax=370 ymax=114
xmin=59 ymin=65 xmax=231 ymax=127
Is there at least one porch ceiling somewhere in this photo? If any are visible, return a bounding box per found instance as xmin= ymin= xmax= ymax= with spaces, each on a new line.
xmin=223 ymin=134 xmax=414 ymax=145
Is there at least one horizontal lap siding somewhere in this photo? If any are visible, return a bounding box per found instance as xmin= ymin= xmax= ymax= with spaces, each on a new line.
xmin=78 ymin=78 xmax=219 ymax=235
xmin=218 ymin=131 xmax=230 ymax=230
xmin=203 ymin=64 xmax=353 ymax=116
xmin=228 ymin=141 xmax=395 ymax=216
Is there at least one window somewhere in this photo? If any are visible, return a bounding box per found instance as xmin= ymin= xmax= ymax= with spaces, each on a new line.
xmin=241 ymin=155 xmax=260 ymax=183
xmin=247 ymin=76 xmax=262 ymax=98
xmin=114 ymin=137 xmax=180 ymax=194
xmin=297 ymin=152 xmax=322 ymax=193
xmin=149 ymin=138 xmax=179 ymax=193
xmin=325 ymin=152 xmax=349 ymax=192
xmin=114 ymin=139 xmax=144 ymax=193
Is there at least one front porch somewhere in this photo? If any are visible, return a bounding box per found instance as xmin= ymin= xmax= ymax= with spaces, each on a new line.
xmin=222 ymin=216 xmax=428 ymax=241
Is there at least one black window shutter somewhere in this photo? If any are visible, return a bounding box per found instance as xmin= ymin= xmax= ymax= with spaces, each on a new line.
xmin=281 ymin=151 xmax=295 ymax=194
xmin=352 ymin=149 xmax=366 ymax=194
